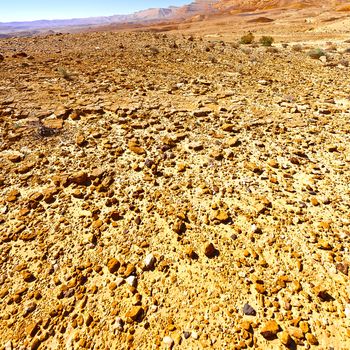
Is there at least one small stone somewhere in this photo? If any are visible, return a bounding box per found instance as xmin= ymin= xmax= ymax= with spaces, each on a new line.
xmin=125 ymin=276 xmax=137 ymax=288
xmin=125 ymin=306 xmax=144 ymax=322
xmin=4 ymin=341 xmax=12 ymax=350
xmin=43 ymin=118 xmax=64 ymax=129
xmin=22 ymin=271 xmax=35 ymax=282
xmin=27 ymin=322 xmax=39 ymax=337
xmin=337 ymin=263 xmax=349 ymax=275
xmin=128 ymin=141 xmax=145 ymax=155
xmin=144 ymin=254 xmax=156 ymax=270
xmin=107 ymin=258 xmax=120 ymax=274
xmin=92 ymin=219 xmax=103 ymax=230
xmin=279 ymin=331 xmax=292 ymax=346
xmin=299 ymin=321 xmax=309 ymax=333
xmin=7 ymin=154 xmax=22 ymax=163
xmin=183 ymin=331 xmax=191 ymax=339
xmin=204 ymin=242 xmax=217 ymax=258
xmin=76 ymin=134 xmax=86 ymax=146
xmin=255 ymin=284 xmax=266 ymax=294
xmin=214 ymin=210 xmax=230 ymax=222
xmin=267 ymin=159 xmax=279 ymax=168
xmin=289 ymin=327 xmax=304 ymax=339
xmin=191 ymin=331 xmax=199 ymax=339
xmin=243 ymin=303 xmax=256 ymax=316
xmin=189 ymin=142 xmax=203 ymax=151
xmin=227 ymin=137 xmax=241 ymax=147
xmin=317 ymin=239 xmax=332 ymax=250
xmin=222 ymin=123 xmax=235 ymax=132
xmin=260 ymin=320 xmax=280 ymax=340
xmin=306 ymin=333 xmax=319 ymax=345
xmin=70 ymin=171 xmax=89 ymax=185
xmin=163 ymin=336 xmax=174 ymax=347
xmin=30 ymin=338 xmax=41 ymax=350
xmin=173 ymin=220 xmax=186 ymax=234
xmin=185 ymin=247 xmax=198 ymax=259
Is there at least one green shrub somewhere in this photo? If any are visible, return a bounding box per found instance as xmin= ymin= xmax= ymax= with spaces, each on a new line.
xmin=307 ymin=48 xmax=326 ymax=59
xmin=240 ymin=32 xmax=254 ymax=45
xmin=259 ymin=36 xmax=274 ymax=47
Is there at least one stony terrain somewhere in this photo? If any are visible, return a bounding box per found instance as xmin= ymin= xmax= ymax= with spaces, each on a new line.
xmin=0 ymin=29 xmax=350 ymax=350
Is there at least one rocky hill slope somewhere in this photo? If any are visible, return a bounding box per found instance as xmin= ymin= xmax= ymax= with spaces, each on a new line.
xmin=0 ymin=28 xmax=350 ymax=349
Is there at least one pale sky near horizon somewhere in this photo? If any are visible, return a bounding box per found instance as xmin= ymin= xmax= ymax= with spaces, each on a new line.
xmin=0 ymin=0 xmax=192 ymax=22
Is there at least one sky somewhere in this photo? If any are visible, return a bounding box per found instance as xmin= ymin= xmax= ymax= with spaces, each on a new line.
xmin=0 ymin=0 xmax=192 ymax=22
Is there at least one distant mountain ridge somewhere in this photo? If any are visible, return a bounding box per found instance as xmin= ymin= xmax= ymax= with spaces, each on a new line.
xmin=0 ymin=1 xmax=219 ymax=34
xmin=0 ymin=0 xmax=348 ymax=35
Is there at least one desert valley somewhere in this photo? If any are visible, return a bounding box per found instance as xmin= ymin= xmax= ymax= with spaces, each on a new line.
xmin=0 ymin=0 xmax=350 ymax=349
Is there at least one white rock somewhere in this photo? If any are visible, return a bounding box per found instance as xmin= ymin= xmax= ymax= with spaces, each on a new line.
xmin=4 ymin=341 xmax=12 ymax=350
xmin=125 ymin=276 xmax=137 ymax=288
xmin=144 ymin=253 xmax=156 ymax=270
xmin=163 ymin=336 xmax=174 ymax=347
xmin=345 ymin=304 xmax=350 ymax=319
xmin=115 ymin=277 xmax=124 ymax=287
xmin=191 ymin=331 xmax=199 ymax=339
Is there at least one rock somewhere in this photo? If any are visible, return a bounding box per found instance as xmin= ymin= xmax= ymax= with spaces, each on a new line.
xmin=337 ymin=263 xmax=349 ymax=275
xmin=204 ymin=242 xmax=218 ymax=258
xmin=243 ymin=303 xmax=256 ymax=316
xmin=189 ymin=142 xmax=204 ymax=151
xmin=183 ymin=331 xmax=191 ymax=339
xmin=260 ymin=320 xmax=280 ymax=340
xmin=125 ymin=306 xmax=144 ymax=322
xmin=26 ymin=322 xmax=39 ymax=337
xmin=279 ymin=331 xmax=292 ymax=346
xmin=69 ymin=171 xmax=89 ymax=185
xmin=163 ymin=336 xmax=174 ymax=347
xmin=107 ymin=258 xmax=120 ymax=274
xmin=222 ymin=123 xmax=235 ymax=132
xmin=125 ymin=276 xmax=137 ymax=288
xmin=306 ymin=333 xmax=319 ymax=345
xmin=76 ymin=134 xmax=86 ymax=146
xmin=227 ymin=137 xmax=241 ymax=147
xmin=185 ymin=247 xmax=198 ymax=259
xmin=30 ymin=338 xmax=41 ymax=350
xmin=173 ymin=220 xmax=186 ymax=234
xmin=115 ymin=317 xmax=124 ymax=331
xmin=128 ymin=141 xmax=145 ymax=155
xmin=213 ymin=210 xmax=230 ymax=222
xmin=22 ymin=271 xmax=35 ymax=282
xmin=4 ymin=341 xmax=12 ymax=350
xmin=43 ymin=118 xmax=64 ymax=129
xmin=289 ymin=326 xmax=304 ymax=339
xmin=193 ymin=109 xmax=211 ymax=117
xmin=144 ymin=254 xmax=156 ymax=270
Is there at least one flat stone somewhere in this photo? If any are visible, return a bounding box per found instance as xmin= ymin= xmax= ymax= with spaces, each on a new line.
xmin=125 ymin=306 xmax=144 ymax=322
xmin=260 ymin=320 xmax=280 ymax=340
xmin=243 ymin=303 xmax=256 ymax=316
xmin=107 ymin=258 xmax=120 ymax=274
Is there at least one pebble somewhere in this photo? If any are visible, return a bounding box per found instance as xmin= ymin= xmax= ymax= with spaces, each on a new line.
xmin=204 ymin=242 xmax=217 ymax=258
xmin=144 ymin=253 xmax=156 ymax=270
xmin=125 ymin=276 xmax=137 ymax=288
xmin=163 ymin=336 xmax=174 ymax=347
xmin=260 ymin=320 xmax=280 ymax=340
xmin=125 ymin=306 xmax=144 ymax=322
xmin=306 ymin=333 xmax=319 ymax=345
xmin=107 ymin=258 xmax=120 ymax=274
xmin=243 ymin=303 xmax=256 ymax=316
xmin=279 ymin=331 xmax=292 ymax=346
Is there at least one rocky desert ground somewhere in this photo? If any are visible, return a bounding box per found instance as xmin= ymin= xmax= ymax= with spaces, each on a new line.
xmin=1 ymin=8 xmax=350 ymax=350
